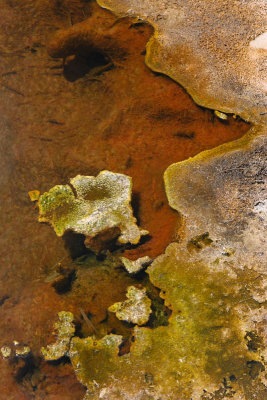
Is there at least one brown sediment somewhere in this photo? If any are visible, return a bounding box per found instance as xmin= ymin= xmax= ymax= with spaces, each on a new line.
xmin=0 ymin=1 xmax=251 ymax=399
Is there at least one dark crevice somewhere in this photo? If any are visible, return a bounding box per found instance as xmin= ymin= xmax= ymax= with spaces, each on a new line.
xmin=63 ymin=231 xmax=91 ymax=259
xmin=0 ymin=295 xmax=10 ymax=306
xmin=84 ymin=226 xmax=121 ymax=254
xmin=47 ymin=355 xmax=71 ymax=366
xmin=122 ymin=233 xmax=152 ymax=251
xmin=173 ymin=131 xmax=195 ymax=139
xmin=137 ymin=277 xmax=172 ymax=329
xmin=131 ymin=192 xmax=141 ymax=225
xmin=128 ymin=267 xmax=149 ymax=281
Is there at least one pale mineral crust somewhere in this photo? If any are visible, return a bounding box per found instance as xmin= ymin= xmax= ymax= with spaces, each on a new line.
xmin=97 ymin=0 xmax=267 ymax=124
xmin=108 ymin=286 xmax=152 ymax=325
xmin=1 ymin=343 xmax=31 ymax=359
xmin=41 ymin=311 xmax=75 ymax=361
xmin=38 ymin=171 xmax=148 ymax=248
xmin=120 ymin=256 xmax=152 ymax=274
xmin=164 ymin=126 xmax=267 ymax=271
xmin=0 ymin=346 xmax=11 ymax=359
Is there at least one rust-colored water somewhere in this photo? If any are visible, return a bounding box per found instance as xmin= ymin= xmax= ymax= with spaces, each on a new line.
xmin=0 ymin=1 xmax=250 ymax=399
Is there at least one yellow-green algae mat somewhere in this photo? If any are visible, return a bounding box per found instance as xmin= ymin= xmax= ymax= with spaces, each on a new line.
xmin=38 ymin=132 xmax=266 ymax=399
xmin=68 ymin=243 xmax=265 ymax=400
xmin=54 ymin=130 xmax=264 ymax=400
xmin=38 ymin=171 xmax=148 ymax=246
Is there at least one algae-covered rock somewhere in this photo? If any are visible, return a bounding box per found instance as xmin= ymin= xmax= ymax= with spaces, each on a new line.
xmin=41 ymin=311 xmax=75 ymax=361
xmin=120 ymin=256 xmax=152 ymax=274
xmin=108 ymin=286 xmax=152 ymax=326
xmin=38 ymin=171 xmax=148 ymax=249
xmin=1 ymin=343 xmax=31 ymax=359
xmin=66 ymin=243 xmax=266 ymax=400
xmin=69 ymin=334 xmax=124 ymax=393
xmin=1 ymin=346 xmax=11 ymax=359
xmin=15 ymin=345 xmax=31 ymax=358
xmin=28 ymin=190 xmax=40 ymax=202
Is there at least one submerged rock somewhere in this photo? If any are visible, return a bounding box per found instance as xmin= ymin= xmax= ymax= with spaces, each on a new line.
xmin=1 ymin=346 xmax=11 ymax=359
xmin=41 ymin=311 xmax=75 ymax=361
xmin=28 ymin=190 xmax=40 ymax=202
xmin=108 ymin=286 xmax=152 ymax=326
xmin=0 ymin=343 xmax=31 ymax=359
xmin=120 ymin=256 xmax=152 ymax=274
xmin=38 ymin=171 xmax=148 ymax=251
xmin=15 ymin=345 xmax=31 ymax=358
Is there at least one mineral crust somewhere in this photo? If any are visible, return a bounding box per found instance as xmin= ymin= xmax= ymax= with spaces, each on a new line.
xmin=38 ymin=171 xmax=148 ymax=249
xmin=97 ymin=0 xmax=267 ymax=124
xmin=108 ymin=286 xmax=152 ymax=325
xmin=120 ymin=256 xmax=152 ymax=274
xmin=41 ymin=311 xmax=75 ymax=361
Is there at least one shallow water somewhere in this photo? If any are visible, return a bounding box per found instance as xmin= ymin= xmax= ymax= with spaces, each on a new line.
xmin=0 ymin=1 xmax=252 ymax=399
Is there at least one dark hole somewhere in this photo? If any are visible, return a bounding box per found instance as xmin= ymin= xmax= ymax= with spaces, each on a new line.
xmin=15 ymin=355 xmax=36 ymax=383
xmin=84 ymin=226 xmax=121 ymax=254
xmin=247 ymin=360 xmax=265 ymax=379
xmin=129 ymin=267 xmax=149 ymax=281
xmin=146 ymin=292 xmax=172 ymax=329
xmin=122 ymin=233 xmax=152 ymax=252
xmin=63 ymin=231 xmax=91 ymax=260
xmin=52 ymin=270 xmax=76 ymax=295
xmin=63 ymin=51 xmax=111 ymax=82
xmin=229 ymin=375 xmax=237 ymax=382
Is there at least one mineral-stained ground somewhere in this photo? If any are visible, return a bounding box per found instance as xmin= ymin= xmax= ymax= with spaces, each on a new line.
xmin=0 ymin=1 xmax=265 ymax=400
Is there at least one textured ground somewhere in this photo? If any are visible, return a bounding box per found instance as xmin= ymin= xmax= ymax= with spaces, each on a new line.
xmin=0 ymin=1 xmax=253 ymax=399
xmin=98 ymin=0 xmax=267 ymax=124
